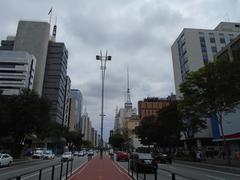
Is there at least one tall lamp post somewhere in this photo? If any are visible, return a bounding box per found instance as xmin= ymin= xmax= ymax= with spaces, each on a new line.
xmin=96 ymin=50 xmax=111 ymax=159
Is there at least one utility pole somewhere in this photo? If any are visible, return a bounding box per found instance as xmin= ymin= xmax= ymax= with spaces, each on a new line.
xmin=96 ymin=50 xmax=111 ymax=159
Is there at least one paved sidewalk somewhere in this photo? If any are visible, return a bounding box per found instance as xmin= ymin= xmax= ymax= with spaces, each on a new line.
xmin=70 ymin=154 xmax=132 ymax=180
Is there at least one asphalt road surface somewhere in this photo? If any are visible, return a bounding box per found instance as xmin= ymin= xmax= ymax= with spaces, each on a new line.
xmin=117 ymin=160 xmax=240 ymax=180
xmin=0 ymin=156 xmax=88 ymax=180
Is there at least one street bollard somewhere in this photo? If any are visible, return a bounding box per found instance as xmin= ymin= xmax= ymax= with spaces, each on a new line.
xmin=39 ymin=169 xmax=42 ymax=180
xmin=136 ymin=168 xmax=139 ymax=180
xmin=59 ymin=162 xmax=63 ymax=180
xmin=70 ymin=159 xmax=73 ymax=175
xmin=66 ymin=160 xmax=69 ymax=179
xmin=144 ymin=173 xmax=146 ymax=180
xmin=16 ymin=176 xmax=21 ymax=180
xmin=154 ymin=170 xmax=157 ymax=180
xmin=51 ymin=165 xmax=55 ymax=180
xmin=127 ymin=160 xmax=130 ymax=175
xmin=172 ymin=173 xmax=176 ymax=180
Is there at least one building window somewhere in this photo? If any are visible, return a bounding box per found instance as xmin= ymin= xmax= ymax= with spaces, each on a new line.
xmin=203 ymin=54 xmax=208 ymax=63
xmin=211 ymin=46 xmax=217 ymax=53
xmin=229 ymin=34 xmax=234 ymax=42
xmin=199 ymin=37 xmax=205 ymax=43
xmin=220 ymin=38 xmax=226 ymax=44
xmin=210 ymin=37 xmax=216 ymax=43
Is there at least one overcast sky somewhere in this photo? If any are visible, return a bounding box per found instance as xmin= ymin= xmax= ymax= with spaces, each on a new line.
xmin=0 ymin=0 xmax=239 ymax=141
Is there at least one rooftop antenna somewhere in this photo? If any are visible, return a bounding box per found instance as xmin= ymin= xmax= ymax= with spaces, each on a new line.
xmin=51 ymin=16 xmax=57 ymax=41
xmin=48 ymin=7 xmax=53 ymax=26
xmin=124 ymin=66 xmax=132 ymax=108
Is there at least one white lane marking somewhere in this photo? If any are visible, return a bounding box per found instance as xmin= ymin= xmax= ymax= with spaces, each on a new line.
xmin=112 ymin=161 xmax=132 ymax=180
xmin=172 ymin=163 xmax=240 ymax=177
xmin=205 ymin=175 xmax=226 ymax=180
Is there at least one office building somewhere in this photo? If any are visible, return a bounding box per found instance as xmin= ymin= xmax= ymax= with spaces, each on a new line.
xmin=171 ymin=22 xmax=240 ymax=148
xmin=0 ymin=20 xmax=70 ymax=126
xmin=14 ymin=21 xmax=50 ymax=95
xmin=171 ymin=22 xmax=240 ymax=99
xmin=138 ymin=94 xmax=176 ymax=119
xmin=0 ymin=51 xmax=36 ymax=95
xmin=63 ymin=76 xmax=71 ymax=127
xmin=42 ymin=42 xmax=68 ymax=125
xmin=213 ymin=34 xmax=240 ymax=155
xmin=70 ymin=89 xmax=83 ymax=129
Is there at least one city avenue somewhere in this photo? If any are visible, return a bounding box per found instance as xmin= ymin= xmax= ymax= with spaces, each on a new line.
xmin=0 ymin=156 xmax=87 ymax=180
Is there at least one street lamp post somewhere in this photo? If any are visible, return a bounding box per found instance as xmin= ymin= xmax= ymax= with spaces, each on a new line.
xmin=96 ymin=50 xmax=111 ymax=159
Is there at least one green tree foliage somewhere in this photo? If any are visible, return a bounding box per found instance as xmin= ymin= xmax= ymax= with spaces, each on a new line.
xmin=136 ymin=102 xmax=182 ymax=149
xmin=82 ymin=140 xmax=92 ymax=148
xmin=108 ymin=134 xmax=126 ymax=149
xmin=180 ymin=58 xmax=240 ymax=163
xmin=65 ymin=130 xmax=83 ymax=150
xmin=0 ymin=89 xmax=51 ymax=157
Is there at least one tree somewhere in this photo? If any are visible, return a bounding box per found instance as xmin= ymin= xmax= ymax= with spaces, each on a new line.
xmin=108 ymin=134 xmax=126 ymax=149
xmin=135 ymin=116 xmax=159 ymax=145
xmin=180 ymin=58 xmax=240 ymax=164
xmin=136 ymin=102 xmax=183 ymax=150
xmin=0 ymin=89 xmax=51 ymax=157
xmin=65 ymin=130 xmax=83 ymax=151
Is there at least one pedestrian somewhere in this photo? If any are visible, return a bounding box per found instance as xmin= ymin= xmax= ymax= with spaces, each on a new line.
xmin=196 ymin=151 xmax=202 ymax=162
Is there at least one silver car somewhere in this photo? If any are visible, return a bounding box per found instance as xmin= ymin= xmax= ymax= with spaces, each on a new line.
xmin=0 ymin=153 xmax=13 ymax=167
xmin=61 ymin=152 xmax=73 ymax=161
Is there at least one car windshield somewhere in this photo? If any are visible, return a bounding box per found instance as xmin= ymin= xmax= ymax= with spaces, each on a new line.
xmin=138 ymin=153 xmax=153 ymax=160
xmin=44 ymin=151 xmax=52 ymax=154
xmin=64 ymin=152 xmax=71 ymax=155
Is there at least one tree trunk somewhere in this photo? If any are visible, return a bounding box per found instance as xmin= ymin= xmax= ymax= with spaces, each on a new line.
xmin=218 ymin=112 xmax=231 ymax=165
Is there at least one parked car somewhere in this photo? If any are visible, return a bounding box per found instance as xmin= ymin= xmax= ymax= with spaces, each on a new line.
xmin=116 ymin=151 xmax=129 ymax=161
xmin=32 ymin=150 xmax=44 ymax=159
xmin=43 ymin=150 xmax=55 ymax=160
xmin=61 ymin=152 xmax=73 ymax=161
xmin=130 ymin=153 xmax=157 ymax=173
xmin=87 ymin=150 xmax=94 ymax=156
xmin=153 ymin=153 xmax=172 ymax=164
xmin=73 ymin=151 xmax=79 ymax=156
xmin=78 ymin=151 xmax=84 ymax=157
xmin=0 ymin=153 xmax=13 ymax=167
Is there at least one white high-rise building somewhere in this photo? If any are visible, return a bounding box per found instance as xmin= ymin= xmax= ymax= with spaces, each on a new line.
xmin=0 ymin=51 xmax=36 ymax=95
xmin=171 ymin=22 xmax=240 ymax=99
xmin=171 ymin=22 xmax=240 ymax=147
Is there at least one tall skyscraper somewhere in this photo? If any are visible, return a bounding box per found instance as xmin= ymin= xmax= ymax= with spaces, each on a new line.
xmin=0 ymin=20 xmax=70 ymax=126
xmin=13 ymin=21 xmax=50 ymax=95
xmin=171 ymin=22 xmax=240 ymax=98
xmin=63 ymin=76 xmax=71 ymax=127
xmin=42 ymin=42 xmax=68 ymax=125
xmin=70 ymin=89 xmax=83 ymax=129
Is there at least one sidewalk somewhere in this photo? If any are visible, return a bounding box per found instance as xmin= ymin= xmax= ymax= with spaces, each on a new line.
xmin=70 ymin=154 xmax=132 ymax=180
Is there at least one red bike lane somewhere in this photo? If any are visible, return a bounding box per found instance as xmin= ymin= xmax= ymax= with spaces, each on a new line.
xmin=70 ymin=154 xmax=132 ymax=180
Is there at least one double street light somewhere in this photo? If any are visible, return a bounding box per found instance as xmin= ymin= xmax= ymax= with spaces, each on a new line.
xmin=96 ymin=50 xmax=111 ymax=159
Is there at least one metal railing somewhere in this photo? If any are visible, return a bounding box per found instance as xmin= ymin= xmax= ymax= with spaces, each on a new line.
xmin=127 ymin=159 xmax=158 ymax=180
xmin=7 ymin=159 xmax=74 ymax=180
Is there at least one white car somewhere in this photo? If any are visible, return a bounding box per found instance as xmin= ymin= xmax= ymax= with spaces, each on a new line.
xmin=0 ymin=154 xmax=13 ymax=167
xmin=43 ymin=150 xmax=55 ymax=160
xmin=32 ymin=150 xmax=43 ymax=159
xmin=87 ymin=150 xmax=94 ymax=156
xmin=73 ymin=151 xmax=79 ymax=156
xmin=78 ymin=151 xmax=84 ymax=157
xmin=61 ymin=152 xmax=73 ymax=161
